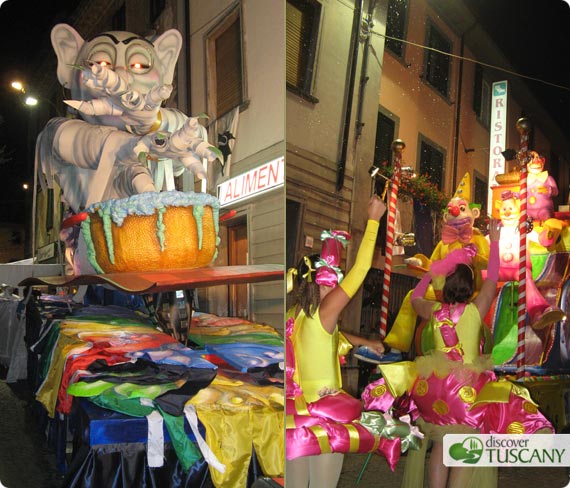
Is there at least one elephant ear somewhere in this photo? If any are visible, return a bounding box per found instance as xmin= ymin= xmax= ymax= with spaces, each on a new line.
xmin=51 ymin=23 xmax=85 ymax=89
xmin=152 ymin=29 xmax=182 ymax=85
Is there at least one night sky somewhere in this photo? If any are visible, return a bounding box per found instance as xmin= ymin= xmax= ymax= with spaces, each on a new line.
xmin=464 ymin=0 xmax=570 ymax=140
xmin=0 ymin=0 xmax=78 ymax=225
xmin=0 ymin=0 xmax=569 ymax=226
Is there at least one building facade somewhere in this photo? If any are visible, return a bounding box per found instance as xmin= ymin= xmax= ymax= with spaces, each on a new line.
xmin=31 ymin=0 xmax=285 ymax=330
xmin=286 ymin=0 xmax=570 ymax=393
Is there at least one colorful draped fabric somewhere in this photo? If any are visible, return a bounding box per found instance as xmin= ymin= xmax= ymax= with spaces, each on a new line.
xmin=36 ymin=318 xmax=164 ymax=417
xmin=34 ymin=304 xmax=284 ymax=487
xmin=188 ymin=374 xmax=284 ymax=487
xmin=188 ymin=313 xmax=283 ymax=347
xmin=34 ymin=309 xmax=222 ymax=476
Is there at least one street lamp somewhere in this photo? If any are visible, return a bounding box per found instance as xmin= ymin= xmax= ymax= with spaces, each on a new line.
xmin=8 ymin=80 xmax=58 ymax=259
xmin=11 ymin=81 xmax=25 ymax=92
xmin=10 ymin=80 xmax=59 ymax=114
xmin=25 ymin=97 xmax=38 ymax=107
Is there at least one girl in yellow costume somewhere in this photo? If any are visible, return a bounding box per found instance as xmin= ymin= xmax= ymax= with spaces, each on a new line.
xmin=363 ymin=219 xmax=553 ymax=488
xmin=382 ymin=173 xmax=490 ymax=357
xmin=286 ymin=196 xmax=390 ymax=487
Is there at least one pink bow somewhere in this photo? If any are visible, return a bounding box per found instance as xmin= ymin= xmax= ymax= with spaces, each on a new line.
xmin=441 ymin=223 xmax=473 ymax=244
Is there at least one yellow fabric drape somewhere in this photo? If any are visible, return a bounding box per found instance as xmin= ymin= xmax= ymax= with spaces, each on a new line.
xmin=189 ymin=375 xmax=284 ymax=487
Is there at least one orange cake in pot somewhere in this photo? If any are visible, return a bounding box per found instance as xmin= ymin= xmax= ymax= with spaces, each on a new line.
xmin=80 ymin=191 xmax=220 ymax=273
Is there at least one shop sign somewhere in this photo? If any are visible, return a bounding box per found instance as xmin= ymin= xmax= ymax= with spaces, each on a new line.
xmin=217 ymin=156 xmax=284 ymax=207
xmin=488 ymin=80 xmax=508 ymax=213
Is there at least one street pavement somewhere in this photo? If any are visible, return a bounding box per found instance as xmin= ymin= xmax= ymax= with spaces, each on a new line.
xmin=0 ymin=380 xmax=62 ymax=488
xmin=1 ymin=376 xmax=569 ymax=488
xmin=338 ymin=451 xmax=570 ymax=488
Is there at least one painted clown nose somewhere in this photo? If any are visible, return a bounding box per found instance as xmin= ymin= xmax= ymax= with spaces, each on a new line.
xmin=448 ymin=205 xmax=461 ymax=217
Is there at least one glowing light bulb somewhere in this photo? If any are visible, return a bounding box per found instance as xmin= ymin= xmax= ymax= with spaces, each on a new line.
xmin=11 ymin=81 xmax=24 ymax=92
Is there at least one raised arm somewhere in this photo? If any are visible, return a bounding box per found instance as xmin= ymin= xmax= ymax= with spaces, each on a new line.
xmin=318 ymin=196 xmax=386 ymax=333
xmin=410 ymin=271 xmax=436 ymax=321
xmin=473 ymin=218 xmax=501 ymax=317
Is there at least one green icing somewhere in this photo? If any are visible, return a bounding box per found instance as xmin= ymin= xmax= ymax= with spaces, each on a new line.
xmin=81 ymin=191 xmax=221 ymax=272
xmin=157 ymin=207 xmax=166 ymax=251
xmin=212 ymin=208 xmax=220 ymax=262
xmin=100 ymin=210 xmax=115 ymax=264
xmin=80 ymin=216 xmax=105 ymax=274
xmin=192 ymin=205 xmax=205 ymax=249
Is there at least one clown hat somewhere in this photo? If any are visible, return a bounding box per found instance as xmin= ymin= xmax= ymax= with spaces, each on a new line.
xmin=453 ymin=172 xmax=471 ymax=200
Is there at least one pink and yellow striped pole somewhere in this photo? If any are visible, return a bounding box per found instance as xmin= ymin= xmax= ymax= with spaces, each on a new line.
xmin=516 ymin=117 xmax=530 ymax=379
xmin=379 ymin=140 xmax=405 ymax=338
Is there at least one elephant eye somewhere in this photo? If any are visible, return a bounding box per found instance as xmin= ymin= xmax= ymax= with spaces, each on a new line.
xmin=85 ymin=45 xmax=116 ymax=70
xmin=127 ymin=50 xmax=152 ymax=74
xmin=88 ymin=59 xmax=113 ymax=69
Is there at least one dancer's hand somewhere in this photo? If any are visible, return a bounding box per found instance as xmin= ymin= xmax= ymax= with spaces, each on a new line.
xmin=368 ymin=195 xmax=387 ymax=221
xmin=361 ymin=338 xmax=386 ymax=356
xmin=488 ymin=218 xmax=501 ymax=243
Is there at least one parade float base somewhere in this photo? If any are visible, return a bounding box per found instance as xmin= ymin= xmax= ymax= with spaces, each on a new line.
xmin=19 ymin=264 xmax=284 ymax=293
xmin=503 ymin=375 xmax=570 ymax=432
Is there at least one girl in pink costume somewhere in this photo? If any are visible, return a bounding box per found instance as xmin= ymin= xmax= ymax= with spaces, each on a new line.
xmin=362 ymin=219 xmax=553 ymax=488
xmin=286 ymin=196 xmax=422 ymax=487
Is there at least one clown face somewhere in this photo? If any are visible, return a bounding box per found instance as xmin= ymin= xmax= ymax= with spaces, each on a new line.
xmin=499 ymin=196 xmax=520 ymax=228
xmin=444 ymin=197 xmax=480 ymax=228
xmin=527 ymin=151 xmax=546 ymax=175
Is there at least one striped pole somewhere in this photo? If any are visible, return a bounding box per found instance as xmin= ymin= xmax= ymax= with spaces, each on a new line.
xmin=515 ymin=117 xmax=531 ymax=379
xmin=379 ymin=140 xmax=405 ymax=338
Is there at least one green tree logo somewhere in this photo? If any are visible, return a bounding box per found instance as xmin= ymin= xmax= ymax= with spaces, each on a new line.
xmin=449 ymin=437 xmax=484 ymax=464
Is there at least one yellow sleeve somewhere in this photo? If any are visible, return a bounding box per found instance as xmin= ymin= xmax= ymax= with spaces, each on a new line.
xmin=339 ymin=220 xmax=379 ymax=298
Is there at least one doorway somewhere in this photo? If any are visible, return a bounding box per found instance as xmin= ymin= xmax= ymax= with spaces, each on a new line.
xmin=228 ymin=222 xmax=248 ymax=317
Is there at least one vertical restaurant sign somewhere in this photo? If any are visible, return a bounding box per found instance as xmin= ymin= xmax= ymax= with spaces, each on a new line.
xmin=217 ymin=156 xmax=284 ymax=207
xmin=488 ymin=80 xmax=508 ymax=213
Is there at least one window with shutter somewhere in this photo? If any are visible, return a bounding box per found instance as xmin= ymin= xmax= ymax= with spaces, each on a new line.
xmin=474 ymin=172 xmax=488 ymax=218
xmin=286 ymin=0 xmax=320 ymax=99
xmin=473 ymin=64 xmax=491 ymax=128
xmin=419 ymin=137 xmax=445 ymax=191
xmin=424 ymin=22 xmax=452 ymax=98
xmin=374 ymin=111 xmax=396 ymax=167
xmin=385 ymin=0 xmax=409 ymax=58
xmin=207 ymin=9 xmax=244 ymax=119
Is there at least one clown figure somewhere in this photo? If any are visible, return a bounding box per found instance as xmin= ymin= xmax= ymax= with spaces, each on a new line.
xmin=381 ymin=173 xmax=490 ymax=356
xmin=527 ymin=151 xmax=558 ymax=222
xmin=493 ymin=190 xmax=564 ymax=330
